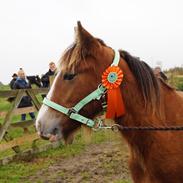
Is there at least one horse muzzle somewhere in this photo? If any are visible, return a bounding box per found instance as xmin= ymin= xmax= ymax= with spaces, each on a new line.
xmin=36 ymin=119 xmax=62 ymax=142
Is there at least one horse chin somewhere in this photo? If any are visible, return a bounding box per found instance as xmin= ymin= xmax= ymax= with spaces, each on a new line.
xmin=49 ymin=134 xmax=62 ymax=142
xmin=48 ymin=132 xmax=74 ymax=144
xmin=37 ymin=128 xmax=63 ymax=142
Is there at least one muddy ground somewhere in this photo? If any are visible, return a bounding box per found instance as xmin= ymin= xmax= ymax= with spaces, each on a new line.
xmin=23 ymin=141 xmax=132 ymax=183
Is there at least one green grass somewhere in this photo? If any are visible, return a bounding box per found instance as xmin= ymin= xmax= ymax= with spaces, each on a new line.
xmin=113 ymin=181 xmax=130 ymax=183
xmin=0 ymin=98 xmax=11 ymax=111
xmin=176 ymin=77 xmax=183 ymax=90
xmin=167 ymin=74 xmax=183 ymax=90
xmin=0 ymin=85 xmax=10 ymax=90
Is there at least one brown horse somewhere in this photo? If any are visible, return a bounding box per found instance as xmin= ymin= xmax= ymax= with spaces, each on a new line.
xmin=36 ymin=22 xmax=183 ymax=183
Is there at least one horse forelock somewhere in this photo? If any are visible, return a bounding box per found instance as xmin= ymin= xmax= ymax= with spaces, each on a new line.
xmin=58 ymin=43 xmax=80 ymax=72
xmin=58 ymin=38 xmax=107 ymax=73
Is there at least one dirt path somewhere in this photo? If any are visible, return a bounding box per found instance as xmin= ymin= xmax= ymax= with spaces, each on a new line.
xmin=24 ymin=141 xmax=132 ymax=183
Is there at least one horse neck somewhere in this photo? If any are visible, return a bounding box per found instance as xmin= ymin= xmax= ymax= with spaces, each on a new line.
xmin=121 ymin=84 xmax=159 ymax=125
xmin=118 ymin=85 xmax=156 ymax=158
xmin=117 ymin=62 xmax=163 ymax=150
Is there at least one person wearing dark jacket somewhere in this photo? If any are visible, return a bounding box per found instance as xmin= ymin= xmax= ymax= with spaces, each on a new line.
xmin=13 ymin=69 xmax=35 ymax=121
xmin=41 ymin=62 xmax=56 ymax=88
xmin=7 ymin=73 xmax=18 ymax=102
xmin=9 ymin=73 xmax=18 ymax=89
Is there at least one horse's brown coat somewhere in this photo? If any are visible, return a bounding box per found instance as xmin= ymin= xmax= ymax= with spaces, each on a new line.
xmin=41 ymin=22 xmax=183 ymax=183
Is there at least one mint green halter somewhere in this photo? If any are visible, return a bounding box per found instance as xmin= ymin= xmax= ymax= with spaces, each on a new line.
xmin=43 ymin=50 xmax=120 ymax=128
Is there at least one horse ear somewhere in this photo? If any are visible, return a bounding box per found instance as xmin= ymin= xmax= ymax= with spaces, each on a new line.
xmin=75 ymin=21 xmax=100 ymax=50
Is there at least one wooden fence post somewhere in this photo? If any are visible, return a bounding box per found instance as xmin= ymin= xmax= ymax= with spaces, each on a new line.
xmin=26 ymin=90 xmax=41 ymax=110
xmin=81 ymin=125 xmax=92 ymax=144
xmin=0 ymin=90 xmax=24 ymax=141
xmin=49 ymin=76 xmax=55 ymax=86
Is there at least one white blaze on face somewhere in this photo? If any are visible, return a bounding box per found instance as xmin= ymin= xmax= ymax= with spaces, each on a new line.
xmin=36 ymin=76 xmax=61 ymax=134
xmin=36 ymin=104 xmax=49 ymax=132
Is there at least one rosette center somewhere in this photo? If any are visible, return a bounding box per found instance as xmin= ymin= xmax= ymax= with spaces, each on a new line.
xmin=107 ymin=72 xmax=118 ymax=83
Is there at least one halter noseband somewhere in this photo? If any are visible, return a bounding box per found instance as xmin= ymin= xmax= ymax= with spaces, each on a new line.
xmin=43 ymin=50 xmax=120 ymax=128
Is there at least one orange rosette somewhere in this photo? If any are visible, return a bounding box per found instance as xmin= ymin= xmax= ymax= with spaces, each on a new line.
xmin=102 ymin=66 xmax=125 ymax=118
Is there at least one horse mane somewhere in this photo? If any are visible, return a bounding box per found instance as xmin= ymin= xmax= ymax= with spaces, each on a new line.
xmin=119 ymin=50 xmax=160 ymax=113
xmin=158 ymin=77 xmax=175 ymax=90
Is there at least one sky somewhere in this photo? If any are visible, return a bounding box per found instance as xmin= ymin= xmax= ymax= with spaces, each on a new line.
xmin=0 ymin=0 xmax=183 ymax=84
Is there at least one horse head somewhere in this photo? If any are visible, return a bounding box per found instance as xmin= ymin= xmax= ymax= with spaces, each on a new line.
xmin=36 ymin=21 xmax=160 ymax=142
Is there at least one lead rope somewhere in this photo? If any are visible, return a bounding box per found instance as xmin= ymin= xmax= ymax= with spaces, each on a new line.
xmin=92 ymin=120 xmax=183 ymax=132
xmin=112 ymin=124 xmax=183 ymax=132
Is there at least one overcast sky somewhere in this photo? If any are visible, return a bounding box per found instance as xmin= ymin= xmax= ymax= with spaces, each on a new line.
xmin=0 ymin=0 xmax=183 ymax=84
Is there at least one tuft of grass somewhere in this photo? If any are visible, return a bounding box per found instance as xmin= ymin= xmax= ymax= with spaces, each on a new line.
xmin=113 ymin=181 xmax=131 ymax=183
xmin=0 ymin=159 xmax=51 ymax=183
xmin=0 ymin=99 xmax=11 ymax=111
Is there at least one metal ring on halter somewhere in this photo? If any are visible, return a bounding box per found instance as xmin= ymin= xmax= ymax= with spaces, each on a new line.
xmin=111 ymin=124 xmax=120 ymax=132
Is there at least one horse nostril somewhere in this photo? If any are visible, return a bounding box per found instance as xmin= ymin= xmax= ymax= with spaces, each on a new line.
xmin=37 ymin=130 xmax=44 ymax=137
xmin=40 ymin=130 xmax=43 ymax=136
xmin=40 ymin=132 xmax=52 ymax=140
xmin=52 ymin=128 xmax=59 ymax=135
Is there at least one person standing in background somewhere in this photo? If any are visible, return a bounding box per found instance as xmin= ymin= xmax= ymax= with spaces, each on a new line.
xmin=9 ymin=73 xmax=18 ymax=89
xmin=154 ymin=66 xmax=168 ymax=81
xmin=13 ymin=69 xmax=35 ymax=121
xmin=7 ymin=73 xmax=18 ymax=102
xmin=41 ymin=62 xmax=57 ymax=88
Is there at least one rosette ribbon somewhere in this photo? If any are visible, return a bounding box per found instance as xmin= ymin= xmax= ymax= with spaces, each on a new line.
xmin=102 ymin=66 xmax=125 ymax=118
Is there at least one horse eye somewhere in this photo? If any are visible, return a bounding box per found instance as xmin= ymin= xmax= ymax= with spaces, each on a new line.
xmin=63 ymin=73 xmax=76 ymax=80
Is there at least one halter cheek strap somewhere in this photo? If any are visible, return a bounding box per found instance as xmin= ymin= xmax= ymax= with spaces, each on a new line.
xmin=111 ymin=50 xmax=120 ymax=66
xmin=43 ymin=50 xmax=120 ymax=128
xmin=43 ymin=85 xmax=106 ymax=127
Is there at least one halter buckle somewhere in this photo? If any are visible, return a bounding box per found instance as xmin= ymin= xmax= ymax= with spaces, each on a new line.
xmin=67 ymin=108 xmax=77 ymax=116
xmin=98 ymin=84 xmax=107 ymax=94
